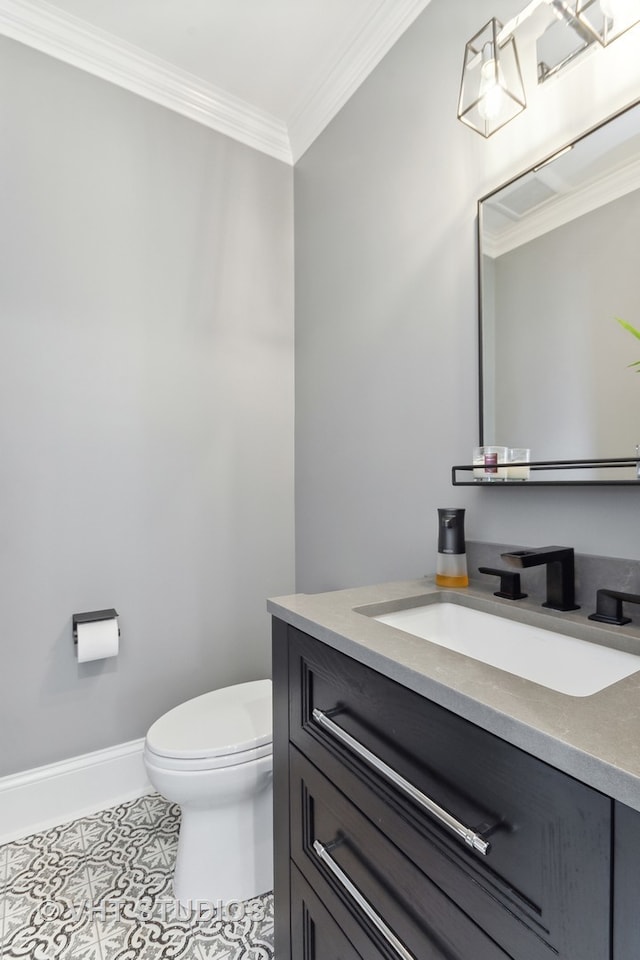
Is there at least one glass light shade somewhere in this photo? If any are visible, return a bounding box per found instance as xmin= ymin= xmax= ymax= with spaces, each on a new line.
xmin=458 ymin=19 xmax=526 ymax=138
xmin=570 ymin=0 xmax=640 ymax=45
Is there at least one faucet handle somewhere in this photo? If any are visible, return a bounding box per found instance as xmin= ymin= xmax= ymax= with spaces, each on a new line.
xmin=478 ymin=567 xmax=527 ymax=601
xmin=588 ymin=589 xmax=640 ymax=626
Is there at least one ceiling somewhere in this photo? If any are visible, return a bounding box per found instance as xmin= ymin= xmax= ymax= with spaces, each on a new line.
xmin=0 ymin=0 xmax=433 ymax=163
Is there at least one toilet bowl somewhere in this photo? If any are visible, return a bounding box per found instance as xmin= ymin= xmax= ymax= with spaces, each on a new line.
xmin=143 ymin=678 xmax=273 ymax=904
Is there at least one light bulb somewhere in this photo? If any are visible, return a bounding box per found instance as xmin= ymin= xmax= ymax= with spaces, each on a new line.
xmin=478 ymin=57 xmax=505 ymax=121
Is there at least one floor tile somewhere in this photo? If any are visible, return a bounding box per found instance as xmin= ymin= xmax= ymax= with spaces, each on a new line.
xmin=2 ymin=898 xmax=94 ymax=959
xmin=0 ymin=795 xmax=274 ymax=960
xmin=2 ymin=897 xmax=34 ymax=939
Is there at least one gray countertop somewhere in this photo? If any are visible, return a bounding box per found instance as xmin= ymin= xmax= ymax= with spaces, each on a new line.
xmin=268 ymin=578 xmax=640 ymax=811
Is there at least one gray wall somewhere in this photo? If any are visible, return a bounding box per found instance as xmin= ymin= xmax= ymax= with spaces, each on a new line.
xmin=0 ymin=39 xmax=295 ymax=776
xmin=295 ymin=0 xmax=640 ymax=593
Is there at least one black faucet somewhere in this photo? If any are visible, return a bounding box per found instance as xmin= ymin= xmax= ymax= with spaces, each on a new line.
xmin=500 ymin=546 xmax=579 ymax=612
xmin=588 ymin=589 xmax=640 ymax=626
xmin=478 ymin=566 xmax=527 ymax=601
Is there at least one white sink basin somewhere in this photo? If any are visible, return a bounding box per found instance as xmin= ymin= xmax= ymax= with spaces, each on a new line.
xmin=373 ymin=601 xmax=640 ymax=696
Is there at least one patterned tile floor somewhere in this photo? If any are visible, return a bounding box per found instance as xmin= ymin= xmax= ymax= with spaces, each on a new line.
xmin=0 ymin=794 xmax=274 ymax=959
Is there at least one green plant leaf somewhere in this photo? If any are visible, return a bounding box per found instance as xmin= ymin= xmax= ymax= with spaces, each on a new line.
xmin=616 ymin=318 xmax=640 ymax=371
xmin=616 ymin=316 xmax=640 ymax=341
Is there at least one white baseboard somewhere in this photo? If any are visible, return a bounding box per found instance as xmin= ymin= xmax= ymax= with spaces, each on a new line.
xmin=0 ymin=739 xmax=153 ymax=845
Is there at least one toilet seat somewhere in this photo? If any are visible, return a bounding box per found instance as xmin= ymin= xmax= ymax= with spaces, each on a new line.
xmin=145 ymin=679 xmax=272 ymax=771
xmin=144 ymin=741 xmax=271 ymax=771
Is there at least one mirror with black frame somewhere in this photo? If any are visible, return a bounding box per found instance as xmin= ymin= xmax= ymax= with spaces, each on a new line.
xmin=478 ymin=99 xmax=640 ymax=483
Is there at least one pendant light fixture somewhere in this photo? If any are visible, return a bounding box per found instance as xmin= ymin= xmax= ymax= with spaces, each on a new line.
xmin=458 ymin=0 xmax=640 ymax=137
xmin=457 ymin=19 xmax=526 ymax=138
xmin=570 ymin=0 xmax=640 ymax=45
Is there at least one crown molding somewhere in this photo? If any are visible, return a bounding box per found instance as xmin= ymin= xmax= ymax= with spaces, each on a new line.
xmin=288 ymin=0 xmax=434 ymax=163
xmin=0 ymin=0 xmax=433 ymax=166
xmin=0 ymin=0 xmax=292 ymax=164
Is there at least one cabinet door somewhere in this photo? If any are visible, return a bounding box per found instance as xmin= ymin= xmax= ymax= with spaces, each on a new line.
xmin=289 ymin=626 xmax=612 ymax=960
xmin=291 ymin=747 xmax=513 ymax=960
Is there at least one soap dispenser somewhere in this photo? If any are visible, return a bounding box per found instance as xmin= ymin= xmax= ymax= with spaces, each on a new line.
xmin=436 ymin=508 xmax=469 ymax=588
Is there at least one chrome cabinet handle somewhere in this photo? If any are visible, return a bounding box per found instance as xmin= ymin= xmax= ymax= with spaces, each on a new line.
xmin=312 ymin=707 xmax=490 ymax=856
xmin=313 ymin=839 xmax=417 ymax=960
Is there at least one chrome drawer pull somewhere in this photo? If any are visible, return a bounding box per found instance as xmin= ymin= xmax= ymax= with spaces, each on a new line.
xmin=313 ymin=839 xmax=417 ymax=960
xmin=312 ymin=707 xmax=490 ymax=856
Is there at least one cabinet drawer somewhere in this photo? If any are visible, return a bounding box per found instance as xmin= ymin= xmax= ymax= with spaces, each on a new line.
xmin=291 ymin=746 xmax=512 ymax=960
xmin=291 ymin=862 xmax=386 ymax=960
xmin=289 ymin=627 xmax=611 ymax=960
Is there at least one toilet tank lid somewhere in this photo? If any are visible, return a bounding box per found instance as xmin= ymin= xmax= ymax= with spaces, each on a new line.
xmin=145 ymin=679 xmax=272 ymax=760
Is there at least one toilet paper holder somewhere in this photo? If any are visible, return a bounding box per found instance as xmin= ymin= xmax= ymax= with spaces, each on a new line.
xmin=72 ymin=608 xmax=120 ymax=644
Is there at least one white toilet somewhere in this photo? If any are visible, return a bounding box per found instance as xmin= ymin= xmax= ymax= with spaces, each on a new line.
xmin=143 ymin=678 xmax=273 ymax=904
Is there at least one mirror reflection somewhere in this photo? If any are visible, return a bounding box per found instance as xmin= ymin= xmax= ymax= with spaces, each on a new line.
xmin=479 ymin=100 xmax=640 ymax=480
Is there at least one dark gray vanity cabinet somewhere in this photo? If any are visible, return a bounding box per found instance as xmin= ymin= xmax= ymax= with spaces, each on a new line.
xmin=613 ymin=801 xmax=640 ymax=958
xmin=273 ymin=618 xmax=616 ymax=960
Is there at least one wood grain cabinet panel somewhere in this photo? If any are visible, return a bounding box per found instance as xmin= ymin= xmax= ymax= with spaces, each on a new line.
xmin=273 ymin=619 xmax=615 ymax=960
xmin=613 ymin=801 xmax=640 ymax=960
xmin=291 ymin=863 xmax=386 ymax=960
xmin=291 ymin=746 xmax=512 ymax=960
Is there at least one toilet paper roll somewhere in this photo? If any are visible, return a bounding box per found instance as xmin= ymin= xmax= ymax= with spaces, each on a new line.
xmin=76 ymin=618 xmax=119 ymax=663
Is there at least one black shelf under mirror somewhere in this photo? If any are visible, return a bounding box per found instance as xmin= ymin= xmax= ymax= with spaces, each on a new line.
xmin=452 ymin=458 xmax=640 ymax=487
